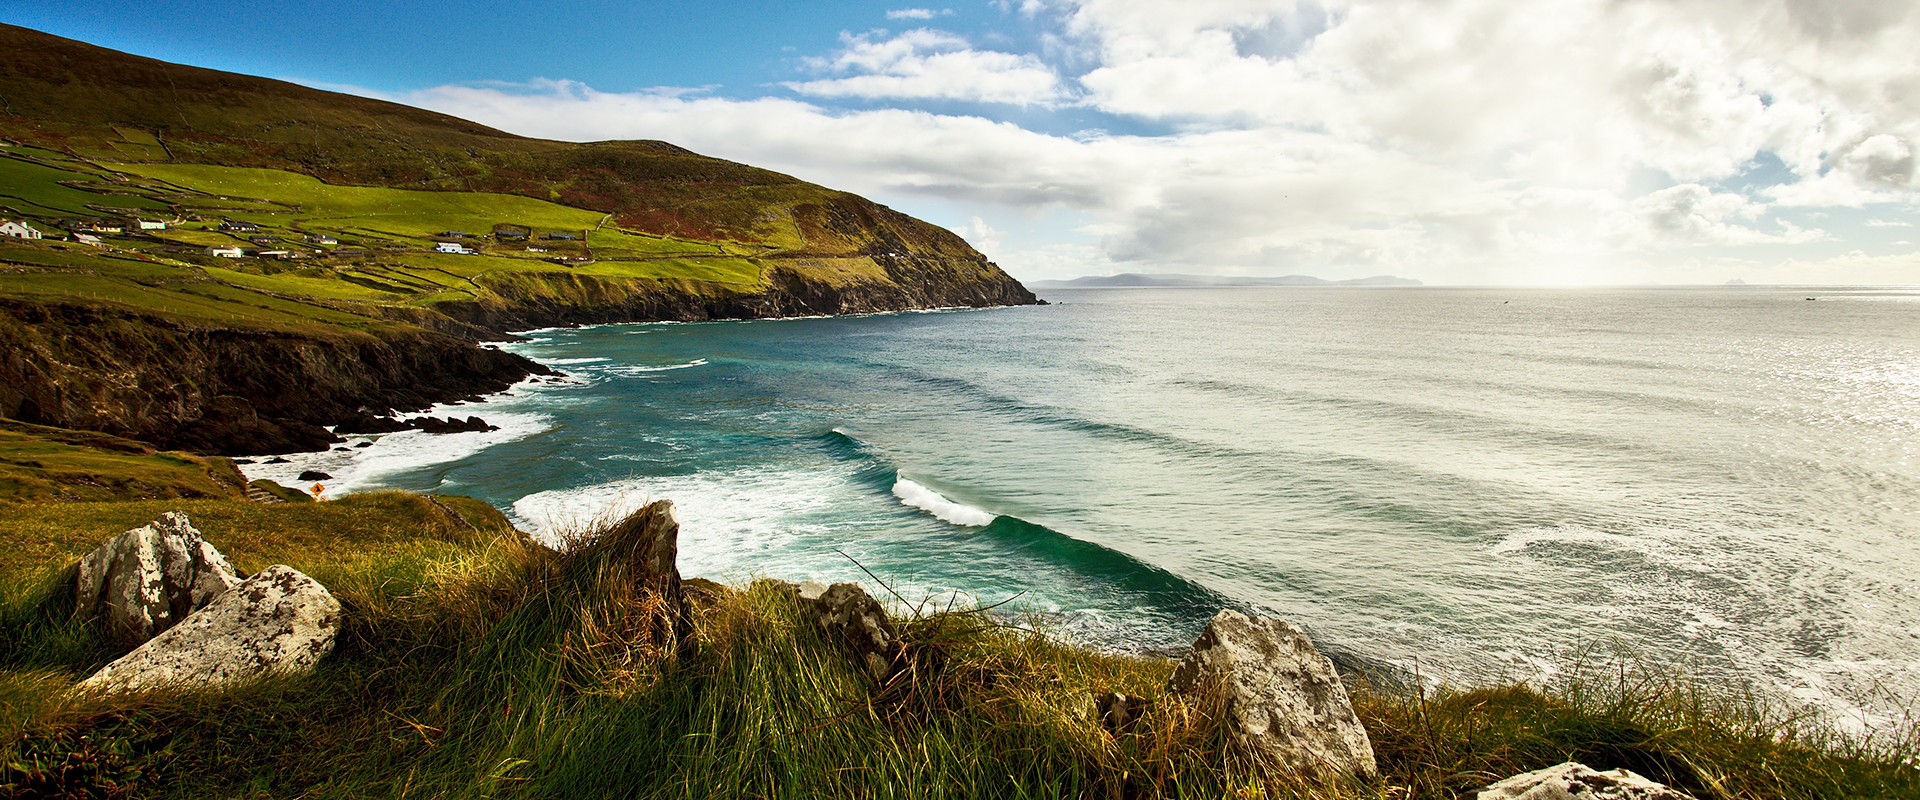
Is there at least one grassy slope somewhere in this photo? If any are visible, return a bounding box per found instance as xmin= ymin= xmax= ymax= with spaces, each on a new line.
xmin=0 ymin=500 xmax=1912 ymax=799
xmin=0 ymin=421 xmax=246 ymax=504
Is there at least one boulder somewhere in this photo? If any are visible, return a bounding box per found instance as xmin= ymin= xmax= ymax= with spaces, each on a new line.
xmin=766 ymin=579 xmax=904 ymax=683
xmin=1477 ymin=762 xmax=1700 ymax=800
xmin=1168 ymin=610 xmax=1377 ymax=781
xmin=74 ymin=512 xmax=242 ymax=644
xmin=76 ymin=565 xmax=342 ymax=694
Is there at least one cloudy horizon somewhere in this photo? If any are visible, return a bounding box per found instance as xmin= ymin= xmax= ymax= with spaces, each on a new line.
xmin=11 ymin=0 xmax=1919 ymax=285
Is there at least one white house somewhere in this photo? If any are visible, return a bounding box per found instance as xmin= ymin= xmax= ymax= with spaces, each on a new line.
xmin=0 ymin=220 xmax=43 ymax=239
xmin=434 ymin=241 xmax=473 ymax=254
xmin=74 ymin=233 xmax=103 ymax=246
xmin=131 ymin=219 xmax=167 ymax=231
xmin=206 ymin=245 xmax=243 ymax=258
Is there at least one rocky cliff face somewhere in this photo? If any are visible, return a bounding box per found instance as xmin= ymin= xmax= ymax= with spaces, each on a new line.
xmin=430 ymin=257 xmax=1037 ymax=333
xmin=0 ymin=300 xmax=544 ymax=455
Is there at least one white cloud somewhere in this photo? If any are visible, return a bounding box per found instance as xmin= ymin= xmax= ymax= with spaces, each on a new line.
xmin=951 ymin=216 xmax=1004 ymax=253
xmin=1865 ymin=218 xmax=1912 ymax=227
xmin=785 ymin=29 xmax=1066 ymax=105
xmin=886 ymin=8 xmax=950 ymax=20
xmin=379 ymin=0 xmax=1920 ymax=283
xmin=1604 ymin=184 xmax=1826 ymax=248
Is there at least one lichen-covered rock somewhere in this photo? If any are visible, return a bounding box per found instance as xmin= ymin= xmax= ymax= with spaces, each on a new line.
xmin=74 ymin=512 xmax=242 ymax=644
xmin=75 ymin=565 xmax=342 ymax=694
xmin=762 ymin=579 xmax=904 ymax=683
xmin=812 ymin=582 xmax=903 ymax=681
xmin=1168 ymin=609 xmax=1377 ymax=781
xmin=1477 ymin=762 xmax=1699 ymax=800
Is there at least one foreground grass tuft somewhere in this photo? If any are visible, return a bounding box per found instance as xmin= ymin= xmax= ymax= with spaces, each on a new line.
xmin=2 ymin=497 xmax=1915 ymax=799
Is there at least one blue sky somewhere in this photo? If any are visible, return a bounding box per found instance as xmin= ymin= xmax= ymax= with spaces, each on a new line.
xmin=5 ymin=0 xmax=1918 ymax=285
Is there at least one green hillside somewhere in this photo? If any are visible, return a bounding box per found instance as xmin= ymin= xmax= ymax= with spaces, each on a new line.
xmin=0 ymin=23 xmax=1034 ymax=455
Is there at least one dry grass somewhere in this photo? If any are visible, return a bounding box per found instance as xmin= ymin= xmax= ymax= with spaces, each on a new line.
xmin=3 ymin=496 xmax=1915 ymax=799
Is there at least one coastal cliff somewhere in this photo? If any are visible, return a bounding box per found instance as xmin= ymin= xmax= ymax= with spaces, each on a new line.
xmin=0 ymin=299 xmax=543 ymax=454
xmin=0 ymin=23 xmax=1036 ymax=455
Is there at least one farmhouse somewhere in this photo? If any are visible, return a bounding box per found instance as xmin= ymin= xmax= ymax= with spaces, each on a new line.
xmin=0 ymin=220 xmax=43 ymax=239
xmin=305 ymin=234 xmax=339 ymax=245
xmin=541 ymin=232 xmax=580 ymax=241
xmin=205 ymin=245 xmax=243 ymax=258
xmin=220 ymin=220 xmax=259 ymax=233
xmin=434 ymin=241 xmax=474 ymax=254
xmin=249 ymin=235 xmax=280 ymax=244
xmin=73 ymin=233 xmax=103 ymax=246
xmin=130 ymin=219 xmax=167 ymax=231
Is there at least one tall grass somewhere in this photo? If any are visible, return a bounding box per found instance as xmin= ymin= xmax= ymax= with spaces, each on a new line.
xmin=3 ymin=498 xmax=1916 ymax=799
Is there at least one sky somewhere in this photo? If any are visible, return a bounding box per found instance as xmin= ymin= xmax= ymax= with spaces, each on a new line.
xmin=6 ymin=0 xmax=1919 ymax=285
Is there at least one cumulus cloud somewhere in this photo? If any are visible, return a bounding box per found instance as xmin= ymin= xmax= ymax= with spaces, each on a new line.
xmin=886 ymin=8 xmax=950 ymax=20
xmin=1604 ymin=184 xmax=1826 ymax=248
xmin=785 ymin=29 xmax=1066 ymax=105
xmin=951 ymin=216 xmax=1004 ymax=253
xmin=389 ymin=0 xmax=1920 ymax=283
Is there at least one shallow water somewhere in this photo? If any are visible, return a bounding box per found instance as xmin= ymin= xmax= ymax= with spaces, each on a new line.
xmin=244 ymin=286 xmax=1920 ymax=731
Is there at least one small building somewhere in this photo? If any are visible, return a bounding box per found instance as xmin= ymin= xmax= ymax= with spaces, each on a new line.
xmin=541 ymin=232 xmax=579 ymax=241
xmin=436 ymin=230 xmax=470 ymax=239
xmin=221 ymin=220 xmax=260 ymax=233
xmin=434 ymin=241 xmax=473 ymax=254
xmin=206 ymin=245 xmax=243 ymax=258
xmin=131 ymin=219 xmax=167 ymax=231
xmin=74 ymin=233 xmax=103 ymax=246
xmin=249 ymin=235 xmax=280 ymax=245
xmin=304 ymin=234 xmax=339 ymax=245
xmin=0 ymin=220 xmax=43 ymax=239
xmin=256 ymin=249 xmax=292 ymax=259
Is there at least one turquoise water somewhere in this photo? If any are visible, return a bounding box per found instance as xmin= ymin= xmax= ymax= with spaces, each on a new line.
xmin=246 ymin=286 xmax=1920 ymax=728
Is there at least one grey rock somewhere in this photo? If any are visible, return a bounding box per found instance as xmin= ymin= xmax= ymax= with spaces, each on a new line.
xmin=765 ymin=579 xmax=903 ymax=683
xmin=577 ymin=499 xmax=693 ymax=655
xmin=76 ymin=565 xmax=342 ymax=694
xmin=1477 ymin=762 xmax=1699 ymax=800
xmin=1094 ymin=691 xmax=1153 ymax=734
xmin=1168 ymin=609 xmax=1377 ymax=781
xmin=74 ymin=512 xmax=242 ymax=643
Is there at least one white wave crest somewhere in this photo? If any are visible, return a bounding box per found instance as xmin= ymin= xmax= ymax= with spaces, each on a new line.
xmin=892 ymin=476 xmax=997 ymax=527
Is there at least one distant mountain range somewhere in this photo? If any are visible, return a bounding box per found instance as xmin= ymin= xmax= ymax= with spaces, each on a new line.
xmin=1028 ymin=273 xmax=1422 ymax=288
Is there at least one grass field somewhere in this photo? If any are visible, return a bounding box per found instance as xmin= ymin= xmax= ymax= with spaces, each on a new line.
xmin=0 ymin=156 xmax=170 ymax=217
xmin=0 ymin=497 xmax=1912 ymax=799
xmin=0 ymin=422 xmax=244 ymax=504
xmin=111 ymin=163 xmax=611 ymax=241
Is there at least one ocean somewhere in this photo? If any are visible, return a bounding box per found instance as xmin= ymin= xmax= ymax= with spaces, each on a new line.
xmin=242 ymin=286 xmax=1920 ymax=732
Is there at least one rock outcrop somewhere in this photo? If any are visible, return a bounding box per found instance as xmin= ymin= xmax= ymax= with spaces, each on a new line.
xmin=74 ymin=512 xmax=241 ymax=644
xmin=1168 ymin=609 xmax=1377 ymax=781
xmin=76 ymin=565 xmax=342 ymax=693
xmin=1477 ymin=762 xmax=1700 ymax=800
xmin=572 ymin=499 xmax=694 ymax=655
xmin=765 ymin=579 xmax=905 ymax=684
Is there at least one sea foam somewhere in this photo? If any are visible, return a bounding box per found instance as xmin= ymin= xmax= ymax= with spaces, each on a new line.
xmin=892 ymin=476 xmax=998 ymax=527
